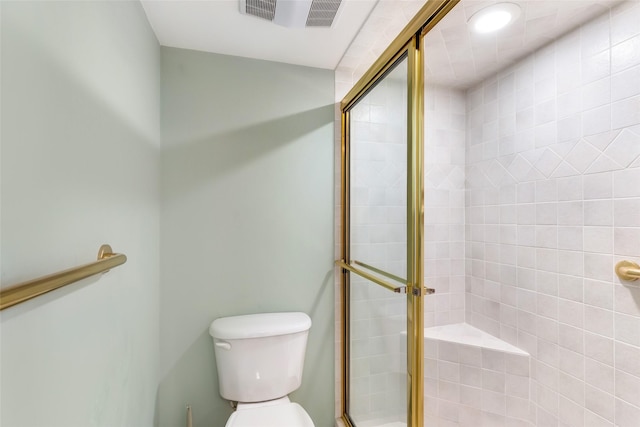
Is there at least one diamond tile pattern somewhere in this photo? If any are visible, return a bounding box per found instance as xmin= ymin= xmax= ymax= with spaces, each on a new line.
xmin=470 ymin=128 xmax=640 ymax=186
xmin=467 ymin=129 xmax=640 ymax=187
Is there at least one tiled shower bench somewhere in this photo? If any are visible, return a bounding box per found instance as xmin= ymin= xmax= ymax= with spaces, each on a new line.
xmin=423 ymin=323 xmax=533 ymax=427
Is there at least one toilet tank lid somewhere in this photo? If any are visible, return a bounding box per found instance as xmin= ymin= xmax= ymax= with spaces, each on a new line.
xmin=209 ymin=312 xmax=311 ymax=340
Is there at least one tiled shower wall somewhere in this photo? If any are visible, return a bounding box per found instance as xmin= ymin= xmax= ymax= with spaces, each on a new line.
xmin=464 ymin=2 xmax=640 ymax=426
xmin=335 ymin=1 xmax=640 ymax=425
xmin=424 ymin=85 xmax=467 ymax=327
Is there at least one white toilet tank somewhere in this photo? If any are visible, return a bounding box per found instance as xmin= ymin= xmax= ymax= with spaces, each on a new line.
xmin=209 ymin=312 xmax=312 ymax=403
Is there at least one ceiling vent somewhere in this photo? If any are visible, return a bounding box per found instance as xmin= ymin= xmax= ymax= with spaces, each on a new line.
xmin=239 ymin=0 xmax=342 ymax=28
xmin=244 ymin=0 xmax=277 ymax=21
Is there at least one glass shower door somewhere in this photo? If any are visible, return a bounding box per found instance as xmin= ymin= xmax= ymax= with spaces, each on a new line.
xmin=347 ymin=57 xmax=409 ymax=427
xmin=337 ymin=2 xmax=465 ymax=426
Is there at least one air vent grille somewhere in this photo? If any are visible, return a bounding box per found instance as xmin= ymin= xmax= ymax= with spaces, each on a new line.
xmin=245 ymin=0 xmax=276 ymax=21
xmin=306 ymin=0 xmax=341 ymax=27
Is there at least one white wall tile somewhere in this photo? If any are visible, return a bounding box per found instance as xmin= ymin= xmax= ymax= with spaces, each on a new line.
xmin=559 ymin=395 xmax=584 ymax=426
xmin=585 ymin=384 xmax=615 ymax=422
xmin=440 ymin=360 xmax=461 ymax=383
xmin=614 ymin=198 xmax=640 ymax=227
xmin=611 ymin=1 xmax=640 ymax=45
xmin=612 ymin=34 xmax=640 ymax=73
xmin=614 ymin=167 xmax=640 ymax=197
xmin=581 ymin=13 xmax=610 ymax=56
xmin=583 ymin=104 xmax=612 ymax=136
xmin=611 ymin=65 xmax=640 ymax=102
xmin=583 ymin=227 xmax=613 ymax=253
xmin=482 ymin=389 xmax=506 ymax=416
xmin=615 ymin=312 xmax=640 ymax=347
xmin=616 ymin=341 xmax=640 ymax=377
xmin=558 ymin=276 xmax=584 ymax=303
xmin=615 ymin=398 xmax=640 ymax=427
xmin=582 ymin=49 xmax=610 ymax=85
xmin=583 ymin=172 xmax=613 ymax=199
xmin=615 ymin=368 xmax=640 ymax=408
xmin=584 ymin=253 xmax=613 ymax=282
xmin=614 ymin=284 xmax=640 ymax=317
xmin=585 ymin=358 xmax=615 ymax=394
xmin=582 ymin=77 xmax=611 ymax=110
xmin=559 ymin=323 xmax=583 ymax=353
xmin=584 ymin=331 xmax=614 ymax=366
xmin=559 ymin=347 xmax=584 ymax=380
xmin=557 ymin=175 xmax=583 ymax=201
xmin=584 ymin=200 xmax=612 ymax=226
xmin=614 ymin=227 xmax=640 ymax=256
xmin=537 ymin=339 xmax=559 ymax=368
xmin=558 ymin=371 xmax=585 ymax=405
xmin=612 ymin=94 xmax=640 ymax=131
xmin=584 ymin=278 xmax=614 ymax=309
xmin=558 ymin=250 xmax=584 ymax=276
xmin=584 ymin=305 xmax=614 ymax=337
xmin=583 ymin=409 xmax=614 ymax=427
xmin=482 ymin=369 xmax=506 ymax=393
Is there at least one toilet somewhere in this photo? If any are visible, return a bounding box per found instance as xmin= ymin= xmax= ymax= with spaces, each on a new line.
xmin=209 ymin=312 xmax=315 ymax=427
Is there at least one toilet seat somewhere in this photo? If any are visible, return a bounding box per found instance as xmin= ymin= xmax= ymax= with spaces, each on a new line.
xmin=225 ymin=402 xmax=314 ymax=427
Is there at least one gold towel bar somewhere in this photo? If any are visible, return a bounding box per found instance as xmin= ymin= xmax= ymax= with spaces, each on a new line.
xmin=616 ymin=260 xmax=640 ymax=282
xmin=0 ymin=244 xmax=127 ymax=310
xmin=352 ymin=260 xmax=408 ymax=285
xmin=336 ymin=260 xmax=404 ymax=293
xmin=336 ymin=259 xmax=435 ymax=295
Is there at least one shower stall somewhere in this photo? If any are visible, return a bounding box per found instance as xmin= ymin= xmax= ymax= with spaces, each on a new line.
xmin=337 ymin=0 xmax=640 ymax=426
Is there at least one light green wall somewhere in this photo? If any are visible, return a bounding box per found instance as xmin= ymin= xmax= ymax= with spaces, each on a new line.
xmin=1 ymin=4 xmax=335 ymax=425
xmin=159 ymin=47 xmax=335 ymax=427
xmin=1 ymin=2 xmax=161 ymax=426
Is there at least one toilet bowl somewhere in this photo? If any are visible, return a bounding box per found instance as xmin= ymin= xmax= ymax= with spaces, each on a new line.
xmin=226 ymin=397 xmax=314 ymax=427
xmin=209 ymin=312 xmax=315 ymax=427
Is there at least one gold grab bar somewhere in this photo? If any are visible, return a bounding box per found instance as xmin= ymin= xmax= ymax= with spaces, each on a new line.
xmin=616 ymin=260 xmax=640 ymax=282
xmin=336 ymin=260 xmax=405 ymax=293
xmin=0 ymin=244 xmax=126 ymax=310
xmin=352 ymin=260 xmax=408 ymax=285
xmin=336 ymin=260 xmax=435 ymax=295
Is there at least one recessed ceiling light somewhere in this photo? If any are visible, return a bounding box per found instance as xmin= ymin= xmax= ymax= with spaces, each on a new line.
xmin=468 ymin=3 xmax=521 ymax=34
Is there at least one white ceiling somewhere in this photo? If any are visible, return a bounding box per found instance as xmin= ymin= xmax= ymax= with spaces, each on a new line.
xmin=140 ymin=0 xmax=378 ymax=70
xmin=142 ymin=0 xmax=629 ymax=82
xmin=424 ymin=0 xmax=626 ymax=88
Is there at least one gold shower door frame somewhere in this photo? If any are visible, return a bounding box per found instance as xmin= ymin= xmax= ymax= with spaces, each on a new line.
xmin=337 ymin=1 xmax=459 ymax=426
